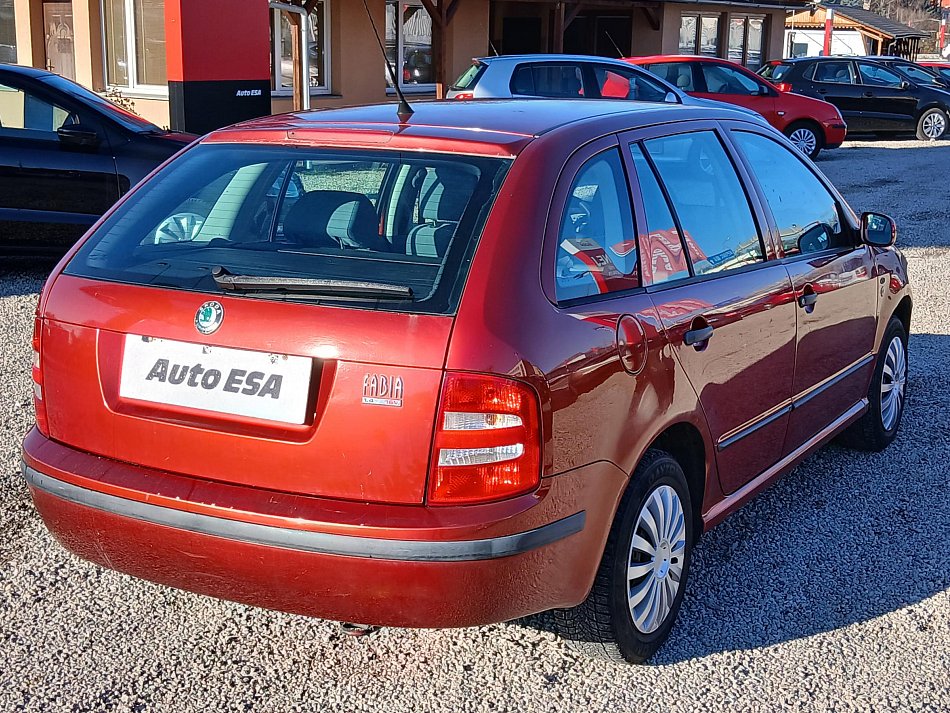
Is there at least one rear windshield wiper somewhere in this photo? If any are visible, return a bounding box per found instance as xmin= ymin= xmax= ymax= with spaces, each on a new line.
xmin=211 ymin=266 xmax=413 ymax=300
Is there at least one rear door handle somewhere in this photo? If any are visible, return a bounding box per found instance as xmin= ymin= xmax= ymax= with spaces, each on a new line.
xmin=799 ymin=292 xmax=818 ymax=309
xmin=684 ymin=325 xmax=714 ymax=347
xmin=816 ymin=88 xmax=828 ymax=95
xmin=863 ymin=92 xmax=874 ymax=98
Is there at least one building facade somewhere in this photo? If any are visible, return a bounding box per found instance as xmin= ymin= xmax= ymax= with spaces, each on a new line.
xmin=2 ymin=0 xmax=802 ymax=132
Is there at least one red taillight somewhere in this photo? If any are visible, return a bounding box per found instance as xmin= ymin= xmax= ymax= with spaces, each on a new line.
xmin=452 ymin=92 xmax=474 ymax=100
xmin=428 ymin=372 xmax=541 ymax=505
xmin=775 ymin=82 xmax=792 ymax=93
xmin=31 ymin=316 xmax=49 ymax=436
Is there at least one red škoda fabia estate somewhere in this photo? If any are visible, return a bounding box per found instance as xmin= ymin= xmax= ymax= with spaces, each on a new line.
xmin=22 ymin=100 xmax=911 ymax=663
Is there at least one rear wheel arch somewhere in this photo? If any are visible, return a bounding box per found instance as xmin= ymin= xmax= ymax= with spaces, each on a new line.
xmin=645 ymin=421 xmax=707 ymax=538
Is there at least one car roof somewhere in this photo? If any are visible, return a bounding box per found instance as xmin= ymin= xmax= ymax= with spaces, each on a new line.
xmin=476 ymin=54 xmax=647 ymax=69
xmin=623 ymin=55 xmax=742 ymax=65
xmin=0 ymin=62 xmax=55 ymax=79
xmin=206 ymin=99 xmax=760 ymax=157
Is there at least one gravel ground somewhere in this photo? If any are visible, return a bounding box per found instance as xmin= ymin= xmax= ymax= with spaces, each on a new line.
xmin=1 ymin=139 xmax=948 ymax=712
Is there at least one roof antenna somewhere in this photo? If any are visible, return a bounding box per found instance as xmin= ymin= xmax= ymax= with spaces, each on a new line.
xmin=361 ymin=0 xmax=414 ymax=124
xmin=604 ymin=31 xmax=623 ymax=58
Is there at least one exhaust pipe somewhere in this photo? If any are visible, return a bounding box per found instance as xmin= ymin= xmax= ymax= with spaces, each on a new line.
xmin=339 ymin=622 xmax=379 ymax=637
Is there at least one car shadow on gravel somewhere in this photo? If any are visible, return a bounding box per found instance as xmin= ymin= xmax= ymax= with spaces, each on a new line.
xmin=0 ymin=259 xmax=56 ymax=298
xmin=517 ymin=333 xmax=950 ymax=664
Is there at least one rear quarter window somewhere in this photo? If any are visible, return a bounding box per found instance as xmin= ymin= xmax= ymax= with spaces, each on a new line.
xmin=555 ymin=149 xmax=639 ymax=302
xmin=65 ymin=144 xmax=511 ymax=316
xmin=760 ymin=62 xmax=792 ymax=81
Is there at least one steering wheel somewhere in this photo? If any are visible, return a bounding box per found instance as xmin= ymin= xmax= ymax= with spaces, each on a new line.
xmin=566 ymin=197 xmax=592 ymax=236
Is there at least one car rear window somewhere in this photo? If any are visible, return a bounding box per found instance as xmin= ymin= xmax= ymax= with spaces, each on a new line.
xmin=759 ymin=62 xmax=792 ymax=81
xmin=451 ymin=62 xmax=486 ymax=90
xmin=65 ymin=144 xmax=510 ymax=315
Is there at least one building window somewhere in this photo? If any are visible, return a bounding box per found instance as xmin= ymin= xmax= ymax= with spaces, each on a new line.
xmin=385 ymin=0 xmax=434 ymax=91
xmin=270 ymin=2 xmax=330 ymax=95
xmin=102 ymin=0 xmax=167 ymax=91
xmin=679 ymin=14 xmax=720 ymax=57
xmin=729 ymin=15 xmax=766 ymax=69
xmin=0 ymin=0 xmax=16 ymax=63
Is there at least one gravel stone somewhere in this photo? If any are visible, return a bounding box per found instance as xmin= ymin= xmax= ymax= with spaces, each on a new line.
xmin=1 ymin=138 xmax=948 ymax=711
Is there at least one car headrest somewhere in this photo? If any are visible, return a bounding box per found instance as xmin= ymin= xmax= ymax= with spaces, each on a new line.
xmin=418 ymin=168 xmax=478 ymax=223
xmin=283 ymin=190 xmax=382 ymax=250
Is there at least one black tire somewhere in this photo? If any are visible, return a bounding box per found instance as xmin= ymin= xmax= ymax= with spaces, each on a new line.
xmin=916 ymin=108 xmax=948 ymax=141
xmin=839 ymin=317 xmax=908 ymax=452
xmin=553 ymin=450 xmax=695 ymax=664
xmin=784 ymin=121 xmax=823 ymax=160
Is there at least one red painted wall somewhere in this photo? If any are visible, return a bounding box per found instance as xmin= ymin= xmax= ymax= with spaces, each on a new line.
xmin=165 ymin=0 xmax=271 ymax=83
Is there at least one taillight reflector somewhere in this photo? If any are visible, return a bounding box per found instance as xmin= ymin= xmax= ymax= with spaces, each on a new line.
xmin=31 ymin=316 xmax=49 ymax=436
xmin=429 ymin=373 xmax=541 ymax=505
xmin=453 ymin=92 xmax=475 ymax=100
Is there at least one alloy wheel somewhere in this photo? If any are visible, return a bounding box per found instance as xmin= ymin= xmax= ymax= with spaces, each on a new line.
xmin=627 ymin=485 xmax=687 ymax=634
xmin=881 ymin=335 xmax=907 ymax=431
xmin=789 ymin=127 xmax=817 ymax=156
xmin=153 ymin=212 xmax=206 ymax=244
xmin=922 ymin=112 xmax=946 ymax=139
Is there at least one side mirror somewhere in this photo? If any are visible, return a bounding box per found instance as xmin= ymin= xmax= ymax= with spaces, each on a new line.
xmin=862 ymin=212 xmax=897 ymax=247
xmin=664 ymin=91 xmax=679 ymax=104
xmin=57 ymin=124 xmax=100 ymax=148
xmin=899 ymin=80 xmax=911 ymax=90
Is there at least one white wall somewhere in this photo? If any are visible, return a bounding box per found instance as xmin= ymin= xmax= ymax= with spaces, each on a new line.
xmin=784 ymin=29 xmax=867 ymax=57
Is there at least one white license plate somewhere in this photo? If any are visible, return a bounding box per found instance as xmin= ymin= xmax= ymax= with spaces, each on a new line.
xmin=119 ymin=334 xmax=313 ymax=425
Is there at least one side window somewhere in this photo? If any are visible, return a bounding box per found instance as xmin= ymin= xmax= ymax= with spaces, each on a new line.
xmin=592 ymin=65 xmax=669 ymax=102
xmin=510 ymin=64 xmax=584 ymax=98
xmin=700 ymin=64 xmax=763 ymax=95
xmin=812 ymin=61 xmax=856 ymax=84
xmin=0 ymin=82 xmax=77 ymax=136
xmin=732 ymin=131 xmax=847 ymax=256
xmin=648 ymin=62 xmax=695 ymax=92
xmin=643 ymin=131 xmax=763 ymax=276
xmin=629 ymin=144 xmax=690 ymax=285
xmin=555 ymin=149 xmax=638 ymax=301
xmin=857 ymin=63 xmax=903 ymax=88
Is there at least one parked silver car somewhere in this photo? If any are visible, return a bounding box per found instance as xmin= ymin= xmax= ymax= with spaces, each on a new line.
xmin=446 ymin=54 xmax=681 ymax=102
xmin=445 ymin=54 xmax=768 ymax=127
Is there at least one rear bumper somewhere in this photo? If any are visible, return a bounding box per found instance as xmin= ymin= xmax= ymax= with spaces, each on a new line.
xmin=22 ymin=429 xmax=627 ymax=627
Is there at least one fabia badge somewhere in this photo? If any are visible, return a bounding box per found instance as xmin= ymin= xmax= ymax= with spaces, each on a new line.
xmin=362 ymin=373 xmax=404 ymax=407
xmin=195 ymin=301 xmax=224 ymax=335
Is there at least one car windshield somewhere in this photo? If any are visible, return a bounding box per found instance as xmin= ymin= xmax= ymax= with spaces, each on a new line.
xmin=894 ymin=63 xmax=941 ymax=85
xmin=759 ymin=63 xmax=792 ymax=81
xmin=65 ymin=144 xmax=511 ymax=315
xmin=38 ymin=74 xmax=162 ymax=133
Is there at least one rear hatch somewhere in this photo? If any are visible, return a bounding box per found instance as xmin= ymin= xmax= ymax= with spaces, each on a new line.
xmin=41 ymin=140 xmax=510 ymax=504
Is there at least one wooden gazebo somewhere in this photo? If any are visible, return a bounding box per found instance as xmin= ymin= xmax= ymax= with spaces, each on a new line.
xmin=787 ymin=2 xmax=930 ymax=59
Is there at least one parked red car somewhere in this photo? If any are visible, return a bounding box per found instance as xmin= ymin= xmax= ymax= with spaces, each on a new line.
xmin=625 ymin=55 xmax=848 ymax=159
xmin=22 ymin=99 xmax=909 ymax=663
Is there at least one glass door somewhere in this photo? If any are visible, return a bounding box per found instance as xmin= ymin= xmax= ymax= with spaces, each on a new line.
xmin=43 ymin=1 xmax=76 ymax=80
